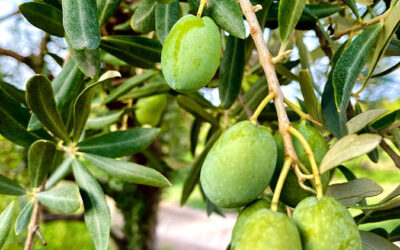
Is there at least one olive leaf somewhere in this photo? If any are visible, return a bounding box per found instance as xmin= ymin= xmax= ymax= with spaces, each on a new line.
xmin=26 ymin=75 xmax=70 ymax=142
xmin=278 ymin=0 xmax=306 ymax=46
xmin=67 ymin=37 xmax=100 ymax=78
xmin=155 ymin=1 xmax=179 ymax=44
xmin=19 ymin=2 xmax=64 ymax=37
xmin=36 ymin=184 xmax=81 ymax=213
xmin=0 ymin=202 xmax=14 ymax=248
xmin=78 ymin=128 xmax=160 ymax=158
xmin=190 ymin=119 xmax=202 ymax=156
xmin=332 ymin=24 xmax=382 ymax=112
xmin=189 ymin=0 xmax=245 ymax=39
xmin=320 ymin=134 xmax=382 ymax=173
xmin=219 ymin=35 xmax=245 ymax=109
xmin=46 ymin=157 xmax=73 ymax=190
xmin=86 ymin=111 xmax=124 ymax=130
xmin=360 ymin=231 xmax=399 ymax=250
xmin=104 ymin=70 xmax=158 ymax=104
xmin=72 ymin=158 xmax=110 ymax=250
xmin=326 ymin=178 xmax=383 ymax=206
xmin=28 ymin=140 xmax=57 ymax=188
xmin=0 ymin=80 xmax=26 ymax=105
xmin=97 ymin=0 xmax=123 ymax=26
xmin=130 ymin=0 xmax=157 ymax=33
xmin=62 ymin=0 xmax=101 ymax=50
xmin=0 ymin=175 xmax=26 ymax=196
xmin=100 ymin=36 xmax=162 ymax=68
xmin=371 ymin=110 xmax=400 ymax=131
xmin=120 ymin=78 xmax=170 ymax=100
xmin=342 ymin=0 xmax=360 ymax=20
xmin=346 ymin=109 xmax=388 ymax=134
xmin=15 ymin=199 xmax=34 ymax=235
xmin=177 ymin=95 xmax=220 ymax=127
xmin=83 ymin=153 xmax=171 ymax=187
xmin=299 ymin=69 xmax=322 ymax=123
xmin=43 ymin=0 xmax=62 ymax=10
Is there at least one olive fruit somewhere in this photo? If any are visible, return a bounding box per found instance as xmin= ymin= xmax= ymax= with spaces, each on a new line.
xmin=231 ymin=209 xmax=302 ymax=250
xmin=292 ymin=196 xmax=362 ymax=250
xmin=161 ymin=15 xmax=221 ymax=92
xmin=271 ymin=123 xmax=330 ymax=207
xmin=135 ymin=94 xmax=168 ymax=126
xmin=231 ymin=198 xmax=286 ymax=244
xmin=200 ymin=121 xmax=277 ymax=208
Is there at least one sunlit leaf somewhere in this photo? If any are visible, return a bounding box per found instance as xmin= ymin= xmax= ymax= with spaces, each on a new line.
xmin=278 ymin=0 xmax=306 ymax=46
xmin=85 ymin=111 xmax=123 ymax=130
xmin=346 ymin=109 xmax=388 ymax=134
xmin=15 ymin=199 xmax=34 ymax=235
xmin=0 ymin=202 xmax=14 ymax=248
xmin=36 ymin=185 xmax=81 ymax=213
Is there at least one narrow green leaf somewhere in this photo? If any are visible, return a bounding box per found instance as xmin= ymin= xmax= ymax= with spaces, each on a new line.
xmin=337 ymin=165 xmax=357 ymax=181
xmin=332 ymin=24 xmax=383 ymax=112
xmin=46 ymin=156 xmax=72 ymax=190
xmin=219 ymin=35 xmax=245 ymax=109
xmin=360 ymin=231 xmax=399 ymax=250
xmin=86 ymin=111 xmax=123 ymax=130
xmin=189 ymin=0 xmax=245 ymax=39
xmin=19 ymin=2 xmax=64 ymax=37
xmin=42 ymin=0 xmax=62 ymax=10
xmin=177 ymin=95 xmax=220 ymax=127
xmin=28 ymin=140 xmax=56 ymax=188
xmin=278 ymin=0 xmax=306 ymax=45
xmin=190 ymin=119 xmax=202 ymax=156
xmin=36 ymin=185 xmax=80 ymax=213
xmin=349 ymin=196 xmax=400 ymax=211
xmin=0 ymin=202 xmax=14 ymax=248
xmin=0 ymin=80 xmax=26 ymax=105
xmin=120 ymin=78 xmax=170 ymax=100
xmin=100 ymin=36 xmax=162 ymax=68
xmin=155 ymin=1 xmax=179 ymax=44
xmin=73 ymin=71 xmax=121 ymax=141
xmin=342 ymin=0 xmax=360 ymax=20
xmin=62 ymin=0 xmax=101 ymax=50
xmin=67 ymin=37 xmax=100 ymax=78
xmin=346 ymin=109 xmax=388 ymax=134
xmin=83 ymin=153 xmax=171 ymax=187
xmin=371 ymin=110 xmax=400 ymax=131
xmin=365 ymin=2 xmax=400 ymax=85
xmin=104 ymin=70 xmax=158 ymax=104
xmin=130 ymin=0 xmax=156 ymax=33
xmin=320 ymin=134 xmax=382 ymax=173
xmin=15 ymin=200 xmax=34 ymax=235
xmin=0 ymin=175 xmax=26 ymax=196
xmin=97 ymin=0 xmax=123 ymax=26
xmin=46 ymin=51 xmax=64 ymax=66
xmin=78 ymin=128 xmax=160 ymax=158
xmin=326 ymin=178 xmax=383 ymax=206
xmin=72 ymin=158 xmax=110 ymax=250
xmin=299 ymin=69 xmax=322 ymax=123
xmin=26 ymin=75 xmax=70 ymax=142
xmin=181 ymin=130 xmax=221 ymax=205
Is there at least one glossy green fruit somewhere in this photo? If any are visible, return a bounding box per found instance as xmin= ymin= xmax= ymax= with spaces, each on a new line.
xmin=161 ymin=14 xmax=221 ymax=92
xmin=200 ymin=121 xmax=277 ymax=208
xmin=135 ymin=94 xmax=168 ymax=126
xmin=271 ymin=123 xmax=330 ymax=207
xmin=232 ymin=209 xmax=302 ymax=250
xmin=292 ymin=196 xmax=362 ymax=250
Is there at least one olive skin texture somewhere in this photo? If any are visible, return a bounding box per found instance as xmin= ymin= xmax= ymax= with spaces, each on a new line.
xmin=271 ymin=123 xmax=330 ymax=207
xmin=292 ymin=196 xmax=362 ymax=250
xmin=135 ymin=94 xmax=168 ymax=126
xmin=231 ymin=209 xmax=302 ymax=250
xmin=231 ymin=198 xmax=286 ymax=244
xmin=200 ymin=121 xmax=277 ymax=208
xmin=161 ymin=15 xmax=221 ymax=92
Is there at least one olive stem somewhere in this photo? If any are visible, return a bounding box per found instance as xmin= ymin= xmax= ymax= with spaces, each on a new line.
xmin=287 ymin=126 xmax=323 ymax=199
xmin=197 ymin=0 xmax=209 ymax=18
xmin=250 ymin=91 xmax=275 ymax=124
xmin=271 ymin=49 xmax=292 ymax=64
xmin=271 ymin=157 xmax=293 ymax=212
xmin=283 ymin=98 xmax=323 ymax=127
xmin=238 ymin=0 xmax=299 ymax=164
xmin=294 ymin=164 xmax=313 ymax=180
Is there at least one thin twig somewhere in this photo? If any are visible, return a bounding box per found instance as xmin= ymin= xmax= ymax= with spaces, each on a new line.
xmin=284 ymin=98 xmax=323 ymax=127
xmin=0 ymin=47 xmax=35 ymax=69
xmin=380 ymin=138 xmax=400 ymax=169
xmin=238 ymin=93 xmax=253 ymax=120
xmin=250 ymin=91 xmax=275 ymax=123
xmin=238 ymin=0 xmax=298 ymax=163
xmin=271 ymin=157 xmax=292 ymax=211
xmin=24 ymin=183 xmax=46 ymax=250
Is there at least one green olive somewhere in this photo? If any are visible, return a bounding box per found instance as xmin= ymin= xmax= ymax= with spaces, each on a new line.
xmin=161 ymin=14 xmax=221 ymax=92
xmin=292 ymin=196 xmax=362 ymax=250
xmin=135 ymin=94 xmax=168 ymax=127
xmin=200 ymin=121 xmax=277 ymax=208
xmin=271 ymin=123 xmax=330 ymax=207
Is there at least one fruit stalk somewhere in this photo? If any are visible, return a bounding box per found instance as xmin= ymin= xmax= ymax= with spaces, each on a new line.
xmin=250 ymin=91 xmax=275 ymax=124
xmin=283 ymin=98 xmax=323 ymax=127
xmin=287 ymin=126 xmax=323 ymax=199
xmin=271 ymin=157 xmax=292 ymax=211
xmin=197 ymin=0 xmax=208 ymax=18
xmin=238 ymin=0 xmax=298 ymax=164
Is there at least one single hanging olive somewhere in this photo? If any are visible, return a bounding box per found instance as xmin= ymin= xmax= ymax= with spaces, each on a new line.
xmin=161 ymin=14 xmax=221 ymax=92
xmin=135 ymin=94 xmax=168 ymax=126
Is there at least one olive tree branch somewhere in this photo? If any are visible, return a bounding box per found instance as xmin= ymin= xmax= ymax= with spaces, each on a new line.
xmin=238 ymin=0 xmax=298 ymax=163
xmin=0 ymin=47 xmax=36 ymax=69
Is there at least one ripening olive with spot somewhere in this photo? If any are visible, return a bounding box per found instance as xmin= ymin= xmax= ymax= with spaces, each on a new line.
xmin=135 ymin=94 xmax=168 ymax=127
xmin=161 ymin=15 xmax=221 ymax=92
xmin=292 ymin=196 xmax=362 ymax=250
xmin=200 ymin=121 xmax=277 ymax=208
xmin=270 ymin=123 xmax=330 ymax=207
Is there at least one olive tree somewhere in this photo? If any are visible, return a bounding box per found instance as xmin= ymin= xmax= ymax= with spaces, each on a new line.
xmin=0 ymin=0 xmax=399 ymax=249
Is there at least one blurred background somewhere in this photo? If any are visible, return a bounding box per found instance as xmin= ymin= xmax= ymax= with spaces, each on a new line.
xmin=0 ymin=0 xmax=399 ymax=249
